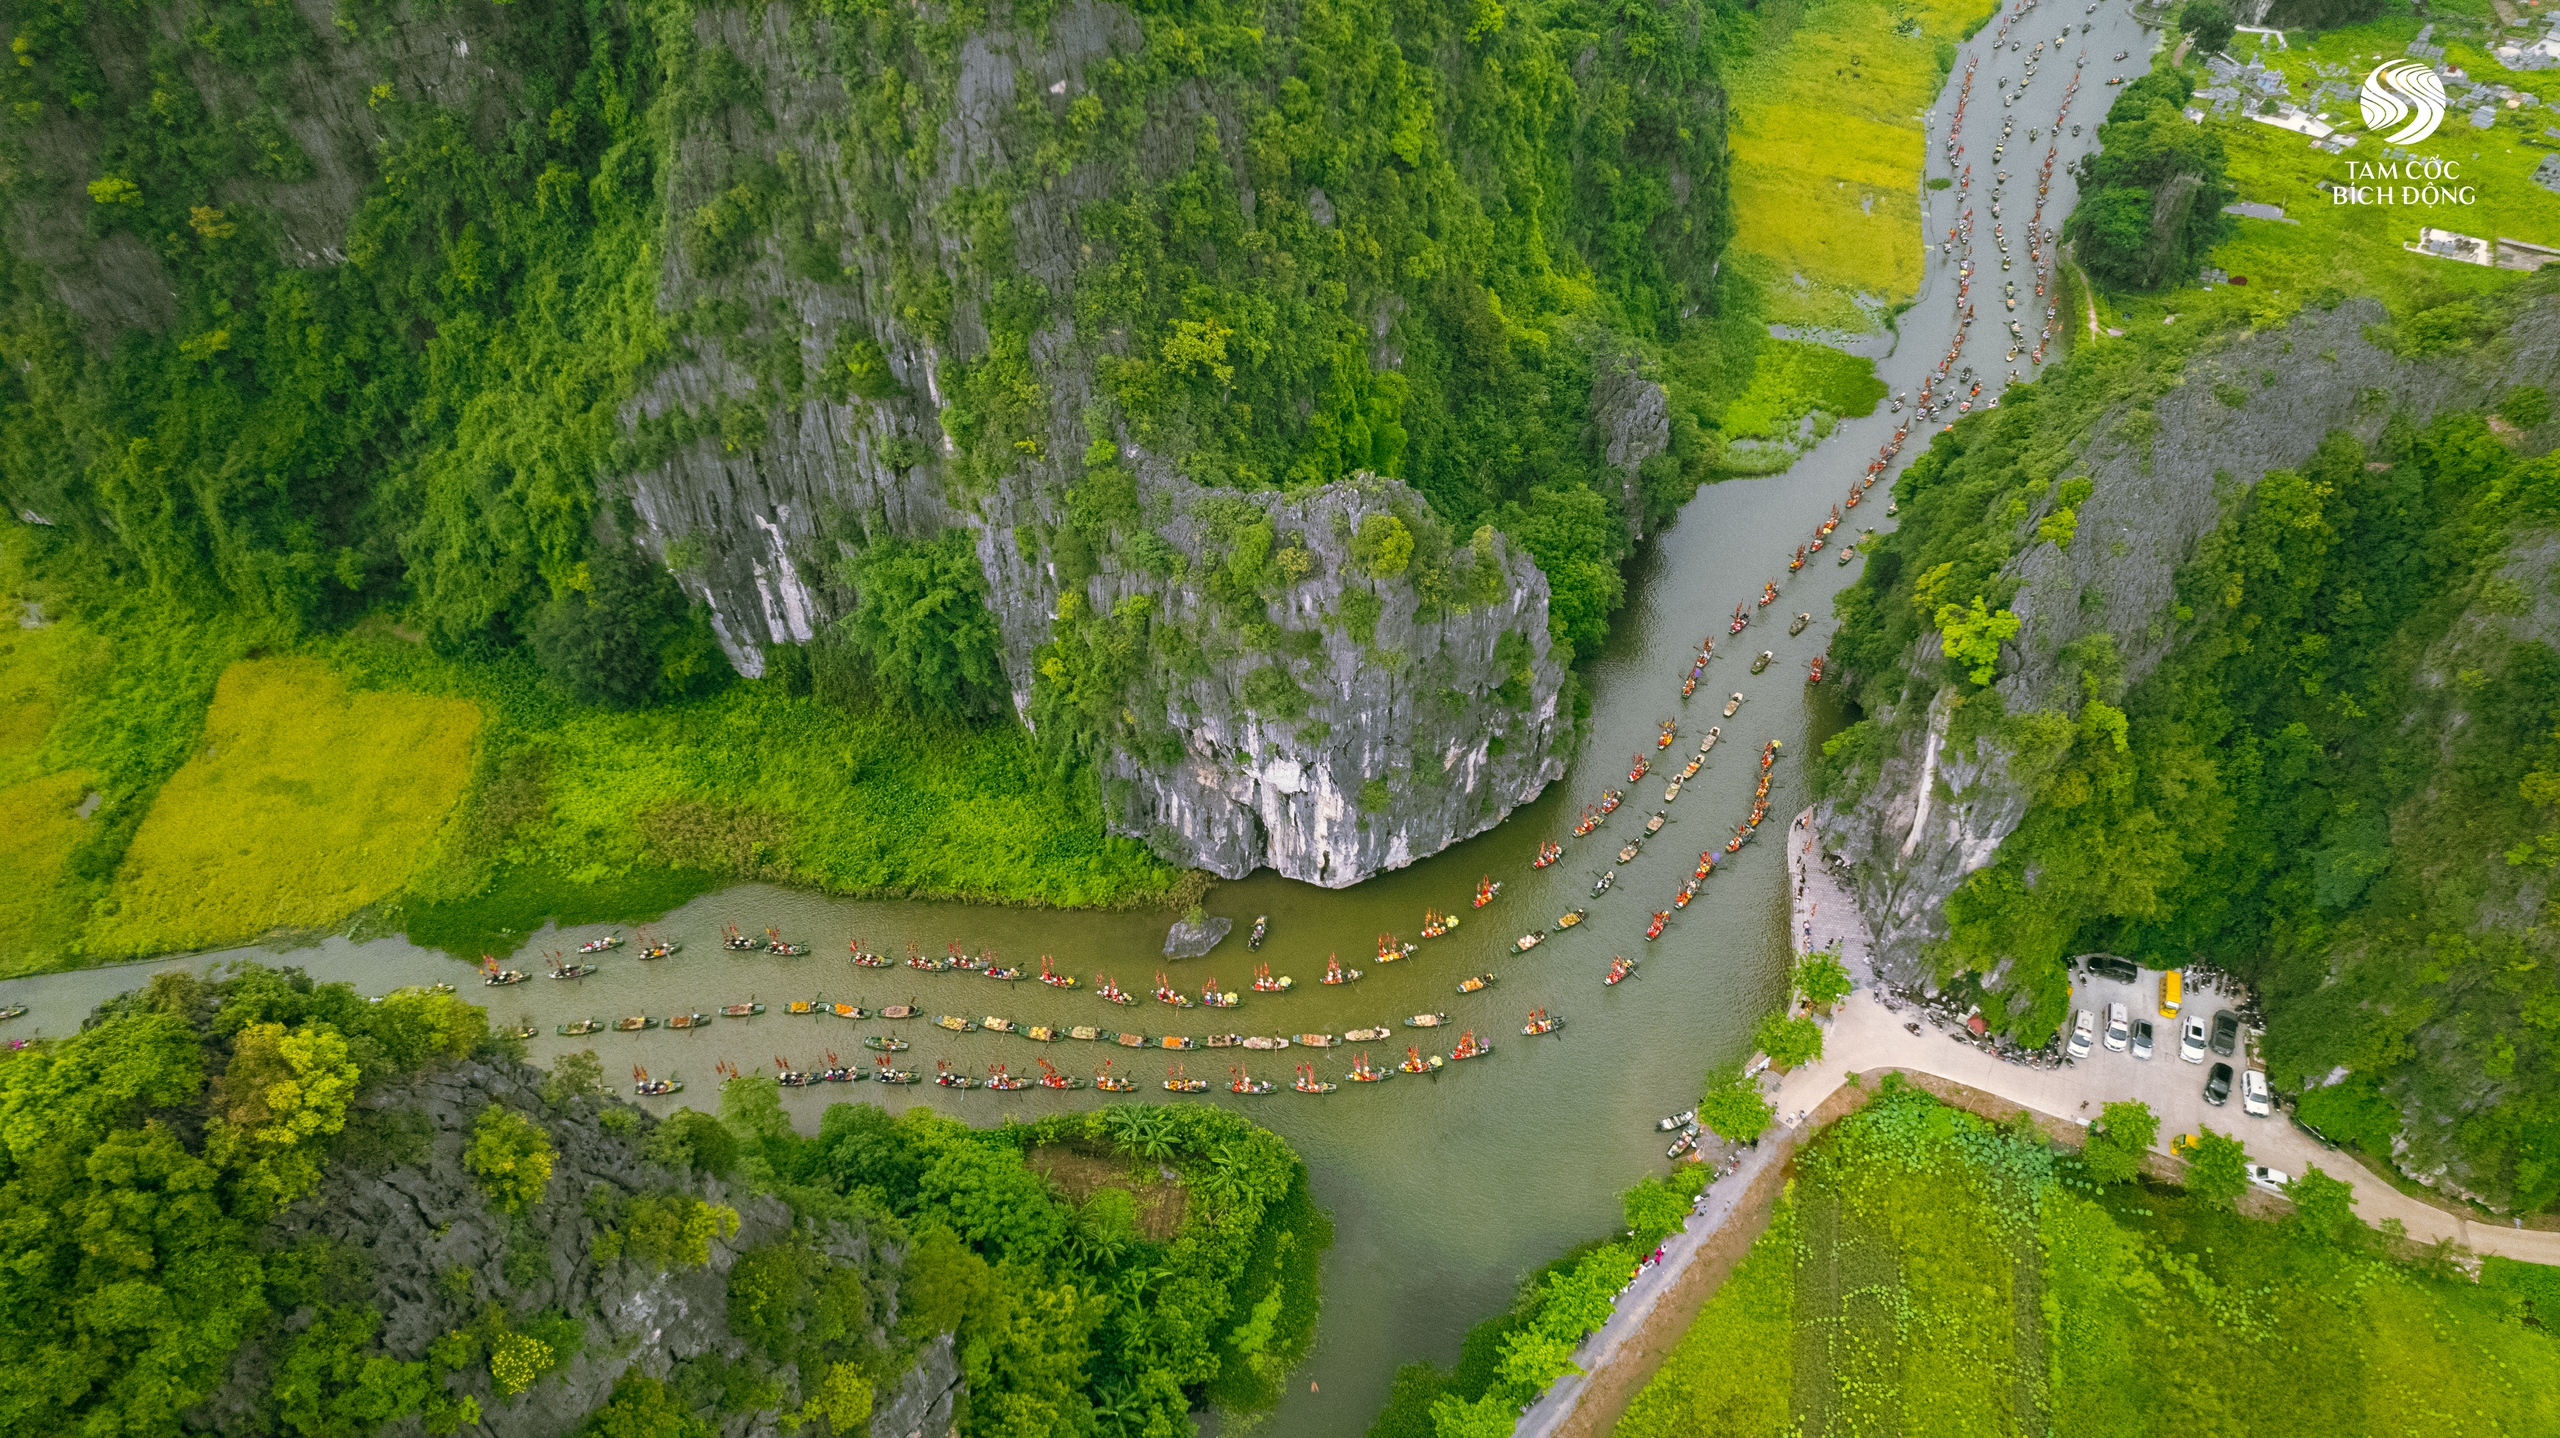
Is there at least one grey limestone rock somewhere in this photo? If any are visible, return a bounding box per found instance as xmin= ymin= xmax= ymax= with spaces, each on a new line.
xmin=1163 ymin=915 xmax=1231 ymax=959
xmin=1819 ymin=296 xmax=2560 ymax=990
xmin=607 ymin=2 xmax=1571 ymax=886
xmin=185 ymin=1058 xmax=940 ymax=1438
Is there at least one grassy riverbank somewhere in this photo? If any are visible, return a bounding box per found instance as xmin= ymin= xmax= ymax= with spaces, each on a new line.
xmin=0 ymin=530 xmax=1179 ymax=976
xmin=1615 ymin=1082 xmax=2560 ymax=1436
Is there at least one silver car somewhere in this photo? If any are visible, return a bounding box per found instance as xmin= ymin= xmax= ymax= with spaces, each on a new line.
xmin=2180 ymin=1014 xmax=2209 ymax=1063
xmin=2131 ymin=1018 xmax=2155 ymax=1061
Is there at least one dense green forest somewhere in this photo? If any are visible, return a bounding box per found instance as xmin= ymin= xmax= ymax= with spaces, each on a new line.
xmin=1615 ymin=1079 xmax=2560 ymax=1435
xmin=0 ymin=0 xmax=1908 ymax=966
xmin=1818 ymin=243 xmax=2560 ymax=1209
xmin=0 ymin=962 xmax=1324 ymax=1436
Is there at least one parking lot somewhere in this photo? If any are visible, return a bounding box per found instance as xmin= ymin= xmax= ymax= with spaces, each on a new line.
xmin=2063 ymin=962 xmax=2269 ymax=1142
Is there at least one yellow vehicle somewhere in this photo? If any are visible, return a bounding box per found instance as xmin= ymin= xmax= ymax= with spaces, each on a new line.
xmin=2158 ymin=969 xmax=2183 ymax=1019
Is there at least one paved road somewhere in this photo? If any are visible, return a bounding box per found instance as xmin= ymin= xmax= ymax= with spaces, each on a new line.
xmin=1783 ymin=809 xmax=2560 ymax=1265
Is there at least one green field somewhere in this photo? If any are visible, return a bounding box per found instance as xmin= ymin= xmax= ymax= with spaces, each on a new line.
xmin=1617 ymin=1083 xmax=2560 ymax=1436
xmin=93 ymin=657 xmax=481 ymax=957
xmin=1725 ymin=0 xmax=2003 ymax=330
xmin=0 ymin=529 xmax=1179 ymax=974
xmin=2094 ymin=16 xmax=2560 ymax=333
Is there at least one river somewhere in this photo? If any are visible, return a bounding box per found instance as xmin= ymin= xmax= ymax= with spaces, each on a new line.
xmin=0 ymin=4 xmax=2148 ymax=1429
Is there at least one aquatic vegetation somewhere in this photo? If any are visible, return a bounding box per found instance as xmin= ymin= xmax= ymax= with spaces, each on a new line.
xmin=1616 ymin=1082 xmax=2560 ymax=1436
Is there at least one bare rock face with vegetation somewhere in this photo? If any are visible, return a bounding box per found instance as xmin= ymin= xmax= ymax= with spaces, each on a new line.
xmin=591 ymin=0 xmax=1716 ymax=880
xmin=1816 ymin=282 xmax=2560 ymax=1208
xmin=0 ymin=0 xmax=1737 ymax=909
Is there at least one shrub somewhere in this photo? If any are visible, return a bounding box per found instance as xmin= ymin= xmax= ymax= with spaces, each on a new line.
xmin=2082 ymin=1099 xmax=2158 ymax=1185
xmin=1698 ymin=1060 xmax=1774 ymax=1143
xmin=466 ymin=1106 xmax=554 ymax=1214
xmin=1352 ymin=514 xmax=1414 ymax=578
xmin=1753 ymin=1011 xmax=1824 ymax=1071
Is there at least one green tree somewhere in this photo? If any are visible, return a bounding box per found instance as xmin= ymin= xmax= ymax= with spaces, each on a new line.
xmin=577 ymin=1371 xmax=709 ymax=1438
xmin=644 ymin=1109 xmax=738 ymax=1177
xmin=1934 ymin=596 xmax=2021 ymax=685
xmin=2183 ymin=1127 xmax=2250 ymax=1210
xmin=719 ymin=1073 xmax=794 ymax=1144
xmin=533 ymin=546 xmax=725 ymax=710
xmin=2286 ymin=1165 xmax=2359 ymax=1246
xmin=836 ymin=531 xmax=1010 ymax=718
xmin=1622 ymin=1175 xmax=1691 ymax=1250
xmin=209 ymin=1019 xmax=361 ymax=1215
xmin=465 ymin=1106 xmax=555 ymax=1214
xmin=2083 ymin=1100 xmax=2159 ymax=1185
xmin=1353 ymin=514 xmax=1416 ymax=578
xmin=1793 ymin=949 xmax=1854 ymax=1009
xmin=1753 ymin=1011 xmax=1825 ymax=1071
xmin=1698 ymin=1060 xmax=1775 ymax=1144
xmin=2179 ymin=1 xmax=2235 ymax=55
xmin=2066 ymin=69 xmax=2234 ymax=289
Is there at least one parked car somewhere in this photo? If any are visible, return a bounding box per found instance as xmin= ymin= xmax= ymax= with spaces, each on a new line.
xmin=2181 ymin=1014 xmax=2210 ymax=1063
xmin=2131 ymin=1018 xmax=2155 ymax=1061
xmin=2245 ymin=1163 xmax=2291 ymax=1193
xmin=2104 ymin=1003 xmax=2130 ymax=1052
xmin=2205 ymin=1062 xmax=2234 ymax=1106
xmin=2210 ymin=1008 xmax=2240 ymax=1058
xmin=2241 ymin=1068 xmax=2271 ymax=1118
xmin=2085 ymin=954 xmax=2139 ymax=985
xmin=2068 ymin=1009 xmax=2096 ymax=1060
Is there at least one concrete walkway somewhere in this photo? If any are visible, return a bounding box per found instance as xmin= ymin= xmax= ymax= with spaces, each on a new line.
xmin=1514 ymin=810 xmax=2560 ymax=1438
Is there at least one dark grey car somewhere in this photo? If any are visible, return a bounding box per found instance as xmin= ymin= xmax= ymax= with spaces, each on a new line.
xmin=2205 ymin=1062 xmax=2234 ymax=1106
xmin=2210 ymin=1009 xmax=2239 ymax=1058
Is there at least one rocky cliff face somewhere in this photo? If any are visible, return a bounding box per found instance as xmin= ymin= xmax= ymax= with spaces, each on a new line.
xmin=186 ymin=1059 xmax=949 ymax=1438
xmin=1819 ymin=298 xmax=2560 ymax=989
xmin=608 ymin=0 xmax=1593 ymax=883
xmin=6 ymin=0 xmax=1722 ymax=885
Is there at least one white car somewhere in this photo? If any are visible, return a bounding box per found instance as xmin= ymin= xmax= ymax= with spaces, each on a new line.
xmin=2103 ymin=1002 xmax=2129 ymax=1052
xmin=2180 ymin=1014 xmax=2210 ymax=1063
xmin=2245 ymin=1163 xmax=2290 ymax=1194
xmin=2067 ymin=1009 xmax=2096 ymax=1060
xmin=2241 ymin=1068 xmax=2272 ymax=1118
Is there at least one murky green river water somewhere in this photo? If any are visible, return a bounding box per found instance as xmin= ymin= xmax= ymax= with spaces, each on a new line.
xmin=0 ymin=441 xmax=1873 ymax=1429
xmin=0 ymin=211 xmax=1930 ymax=1438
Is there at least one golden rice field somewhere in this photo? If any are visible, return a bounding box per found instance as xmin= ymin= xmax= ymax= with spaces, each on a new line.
xmin=0 ymin=602 xmax=104 ymax=971
xmin=1726 ymin=0 xmax=2000 ymax=330
xmin=90 ymin=656 xmax=482 ymax=957
xmin=0 ymin=771 xmax=96 ymax=967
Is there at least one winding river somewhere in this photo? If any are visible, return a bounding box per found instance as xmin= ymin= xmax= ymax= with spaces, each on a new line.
xmin=0 ymin=6 xmax=2150 ymax=1428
